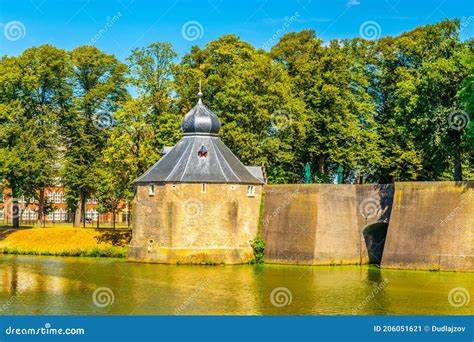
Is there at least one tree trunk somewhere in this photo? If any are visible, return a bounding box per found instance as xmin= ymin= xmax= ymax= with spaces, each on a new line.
xmin=342 ymin=170 xmax=347 ymax=184
xmin=73 ymin=196 xmax=82 ymax=228
xmin=38 ymin=187 xmax=45 ymax=227
xmin=82 ymin=195 xmax=86 ymax=229
xmin=454 ymin=162 xmax=463 ymax=181
xmin=316 ymin=155 xmax=325 ymax=174
xmin=11 ymin=185 xmax=19 ymax=229
xmin=127 ymin=201 xmax=130 ymax=228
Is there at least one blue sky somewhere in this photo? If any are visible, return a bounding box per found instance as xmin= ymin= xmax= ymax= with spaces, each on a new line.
xmin=0 ymin=0 xmax=473 ymax=60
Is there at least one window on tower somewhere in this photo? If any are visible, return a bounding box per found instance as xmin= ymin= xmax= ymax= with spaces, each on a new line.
xmin=198 ymin=145 xmax=208 ymax=159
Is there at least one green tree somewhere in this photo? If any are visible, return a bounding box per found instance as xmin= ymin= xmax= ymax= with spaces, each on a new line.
xmin=175 ymin=35 xmax=307 ymax=183
xmin=16 ymin=45 xmax=71 ymax=225
xmin=62 ymin=46 xmax=127 ymax=228
xmin=94 ymin=42 xmax=181 ymax=227
xmin=97 ymin=98 xmax=158 ymax=228
xmin=127 ymin=42 xmax=181 ymax=149
xmin=457 ymin=38 xmax=474 ymax=179
xmin=373 ymin=19 xmax=469 ymax=182
xmin=271 ymin=30 xmax=379 ymax=183
xmin=0 ymin=45 xmax=71 ymax=228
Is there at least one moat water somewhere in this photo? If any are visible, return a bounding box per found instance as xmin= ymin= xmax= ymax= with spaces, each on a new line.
xmin=0 ymin=255 xmax=472 ymax=315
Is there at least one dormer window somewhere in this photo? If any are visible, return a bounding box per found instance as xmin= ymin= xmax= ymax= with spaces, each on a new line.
xmin=198 ymin=145 xmax=208 ymax=159
xmin=149 ymin=183 xmax=155 ymax=196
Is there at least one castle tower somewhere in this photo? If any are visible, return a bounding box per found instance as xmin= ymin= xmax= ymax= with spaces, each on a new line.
xmin=128 ymin=88 xmax=264 ymax=264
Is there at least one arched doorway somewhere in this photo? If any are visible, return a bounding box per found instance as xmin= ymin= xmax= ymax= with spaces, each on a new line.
xmin=363 ymin=222 xmax=389 ymax=265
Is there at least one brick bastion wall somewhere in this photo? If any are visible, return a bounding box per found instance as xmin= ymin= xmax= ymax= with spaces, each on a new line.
xmin=127 ymin=181 xmax=472 ymax=271
xmin=261 ymin=184 xmax=394 ymax=266
xmin=128 ymin=183 xmax=262 ymax=264
xmin=382 ymin=181 xmax=473 ymax=272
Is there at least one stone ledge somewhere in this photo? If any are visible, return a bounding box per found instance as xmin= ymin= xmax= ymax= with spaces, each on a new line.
xmin=127 ymin=245 xmax=254 ymax=265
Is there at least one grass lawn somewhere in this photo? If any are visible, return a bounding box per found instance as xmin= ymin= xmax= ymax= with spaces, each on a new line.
xmin=0 ymin=222 xmax=131 ymax=229
xmin=0 ymin=227 xmax=131 ymax=258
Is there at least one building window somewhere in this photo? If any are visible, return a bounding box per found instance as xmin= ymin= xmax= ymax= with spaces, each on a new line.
xmin=54 ymin=210 xmax=60 ymax=221
xmin=149 ymin=183 xmax=155 ymax=196
xmin=61 ymin=210 xmax=68 ymax=221
xmin=55 ymin=192 xmax=61 ymax=204
xmin=201 ymin=183 xmax=206 ymax=193
xmin=47 ymin=212 xmax=53 ymax=221
xmin=198 ymin=145 xmax=208 ymax=159
xmin=247 ymin=185 xmax=255 ymax=197
xmin=30 ymin=210 xmax=36 ymax=220
xmin=47 ymin=191 xmax=54 ymax=203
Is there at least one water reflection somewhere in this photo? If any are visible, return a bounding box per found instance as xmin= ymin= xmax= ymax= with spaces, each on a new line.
xmin=0 ymin=255 xmax=472 ymax=315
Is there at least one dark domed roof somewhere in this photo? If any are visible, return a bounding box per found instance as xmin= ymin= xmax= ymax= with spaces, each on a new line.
xmin=134 ymin=88 xmax=263 ymax=185
xmin=181 ymin=94 xmax=221 ymax=136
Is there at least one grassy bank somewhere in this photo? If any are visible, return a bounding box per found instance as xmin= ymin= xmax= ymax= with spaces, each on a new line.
xmin=0 ymin=222 xmax=131 ymax=229
xmin=0 ymin=227 xmax=131 ymax=258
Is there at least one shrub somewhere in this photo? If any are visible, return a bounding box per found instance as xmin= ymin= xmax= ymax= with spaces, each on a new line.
xmin=251 ymin=235 xmax=265 ymax=264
